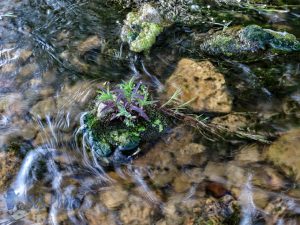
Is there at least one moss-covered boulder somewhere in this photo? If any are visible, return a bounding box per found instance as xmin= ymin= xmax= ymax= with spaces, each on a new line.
xmin=81 ymin=79 xmax=169 ymax=164
xmin=121 ymin=4 xmax=164 ymax=53
xmin=200 ymin=25 xmax=300 ymax=60
xmin=83 ymin=109 xmax=168 ymax=164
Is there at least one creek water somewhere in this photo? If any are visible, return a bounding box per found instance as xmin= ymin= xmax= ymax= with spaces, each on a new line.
xmin=1 ymin=0 xmax=300 ymax=224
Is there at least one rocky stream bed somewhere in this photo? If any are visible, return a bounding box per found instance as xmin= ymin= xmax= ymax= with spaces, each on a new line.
xmin=1 ymin=0 xmax=300 ymax=224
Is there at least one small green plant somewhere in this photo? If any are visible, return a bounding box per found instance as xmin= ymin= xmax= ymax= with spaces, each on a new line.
xmin=96 ymin=77 xmax=156 ymax=127
xmin=82 ymin=78 xmax=168 ymax=163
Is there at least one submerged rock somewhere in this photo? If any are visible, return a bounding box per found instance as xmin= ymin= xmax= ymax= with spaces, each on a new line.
xmin=119 ymin=195 xmax=154 ymax=225
xmin=200 ymin=25 xmax=300 ymax=60
xmin=121 ymin=4 xmax=164 ymax=52
xmin=193 ymin=195 xmax=240 ymax=225
xmin=30 ymin=97 xmax=57 ymax=119
xmin=77 ymin=35 xmax=102 ymax=55
xmin=100 ymin=185 xmax=128 ymax=209
xmin=165 ymin=58 xmax=232 ymax=113
xmin=266 ymin=129 xmax=300 ymax=182
xmin=0 ymin=151 xmax=21 ymax=191
xmin=211 ymin=114 xmax=249 ymax=132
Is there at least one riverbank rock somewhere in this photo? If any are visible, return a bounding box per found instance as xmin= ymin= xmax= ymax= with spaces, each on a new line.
xmin=165 ymin=59 xmax=232 ymax=113
xmin=200 ymin=25 xmax=300 ymax=60
xmin=266 ymin=129 xmax=300 ymax=182
xmin=121 ymin=4 xmax=164 ymax=52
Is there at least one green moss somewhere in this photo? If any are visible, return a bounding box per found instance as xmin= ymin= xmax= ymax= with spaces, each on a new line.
xmin=267 ymin=30 xmax=300 ymax=52
xmin=121 ymin=4 xmax=164 ymax=53
xmin=130 ymin=22 xmax=163 ymax=52
xmin=200 ymin=25 xmax=300 ymax=60
xmin=205 ymin=35 xmax=237 ymax=57
xmin=84 ymin=107 xmax=169 ymax=160
xmin=240 ymin=25 xmax=273 ymax=49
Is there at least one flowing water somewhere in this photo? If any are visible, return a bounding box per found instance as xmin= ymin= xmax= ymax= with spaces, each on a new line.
xmin=1 ymin=0 xmax=300 ymax=224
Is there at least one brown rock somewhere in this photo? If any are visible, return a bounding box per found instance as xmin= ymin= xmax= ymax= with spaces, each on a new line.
xmin=42 ymin=70 xmax=57 ymax=84
xmin=235 ymin=144 xmax=262 ymax=164
xmin=266 ymin=129 xmax=300 ymax=182
xmin=0 ymin=93 xmax=28 ymax=116
xmin=85 ymin=203 xmax=117 ymax=225
xmin=30 ymin=97 xmax=57 ymax=119
xmin=119 ymin=195 xmax=154 ymax=225
xmin=0 ymin=151 xmax=21 ymax=191
xmin=252 ymin=166 xmax=286 ymax=191
xmin=173 ymin=174 xmax=191 ymax=193
xmin=211 ymin=113 xmax=248 ymax=132
xmin=19 ymin=63 xmax=38 ymax=78
xmin=165 ymin=59 xmax=232 ymax=113
xmin=0 ymin=63 xmax=16 ymax=74
xmin=205 ymin=181 xmax=229 ymax=198
xmin=134 ymin=126 xmax=193 ymax=187
xmin=20 ymin=123 xmax=38 ymax=140
xmin=100 ymin=186 xmax=128 ymax=209
xmin=176 ymin=143 xmax=205 ymax=166
xmin=18 ymin=49 xmax=32 ymax=62
xmin=77 ymin=36 xmax=102 ymax=54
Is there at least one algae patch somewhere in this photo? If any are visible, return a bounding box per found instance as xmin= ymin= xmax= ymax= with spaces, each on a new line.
xmin=200 ymin=25 xmax=300 ymax=60
xmin=121 ymin=4 xmax=164 ymax=53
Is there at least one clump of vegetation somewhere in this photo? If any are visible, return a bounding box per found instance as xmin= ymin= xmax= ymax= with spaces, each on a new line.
xmin=82 ymin=78 xmax=168 ymax=164
xmin=81 ymin=76 xmax=273 ymax=165
xmin=200 ymin=25 xmax=300 ymax=60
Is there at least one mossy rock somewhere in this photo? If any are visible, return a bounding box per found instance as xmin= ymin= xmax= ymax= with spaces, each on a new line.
xmin=121 ymin=4 xmax=164 ymax=53
xmin=200 ymin=25 xmax=300 ymax=61
xmin=83 ymin=107 xmax=169 ymax=164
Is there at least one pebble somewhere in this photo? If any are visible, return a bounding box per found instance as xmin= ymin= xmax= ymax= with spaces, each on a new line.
xmin=100 ymin=186 xmax=128 ymax=209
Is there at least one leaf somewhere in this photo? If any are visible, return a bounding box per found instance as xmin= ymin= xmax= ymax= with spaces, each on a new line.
xmin=130 ymin=105 xmax=150 ymax=121
xmin=132 ymin=81 xmax=142 ymax=95
xmin=100 ymin=101 xmax=115 ymax=113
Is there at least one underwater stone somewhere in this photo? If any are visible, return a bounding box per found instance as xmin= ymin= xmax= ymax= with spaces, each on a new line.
xmin=266 ymin=129 xmax=300 ymax=182
xmin=121 ymin=4 xmax=164 ymax=52
xmin=200 ymin=25 xmax=300 ymax=60
xmin=0 ymin=151 xmax=21 ymax=191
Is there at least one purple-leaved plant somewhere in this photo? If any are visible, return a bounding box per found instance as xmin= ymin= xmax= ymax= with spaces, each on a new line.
xmin=97 ymin=78 xmax=155 ymax=127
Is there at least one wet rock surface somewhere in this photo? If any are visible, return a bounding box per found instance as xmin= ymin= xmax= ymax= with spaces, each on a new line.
xmin=266 ymin=129 xmax=300 ymax=182
xmin=165 ymin=59 xmax=232 ymax=113
xmin=0 ymin=151 xmax=21 ymax=191
xmin=121 ymin=4 xmax=164 ymax=52
xmin=0 ymin=0 xmax=300 ymax=224
xmin=199 ymin=25 xmax=300 ymax=60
